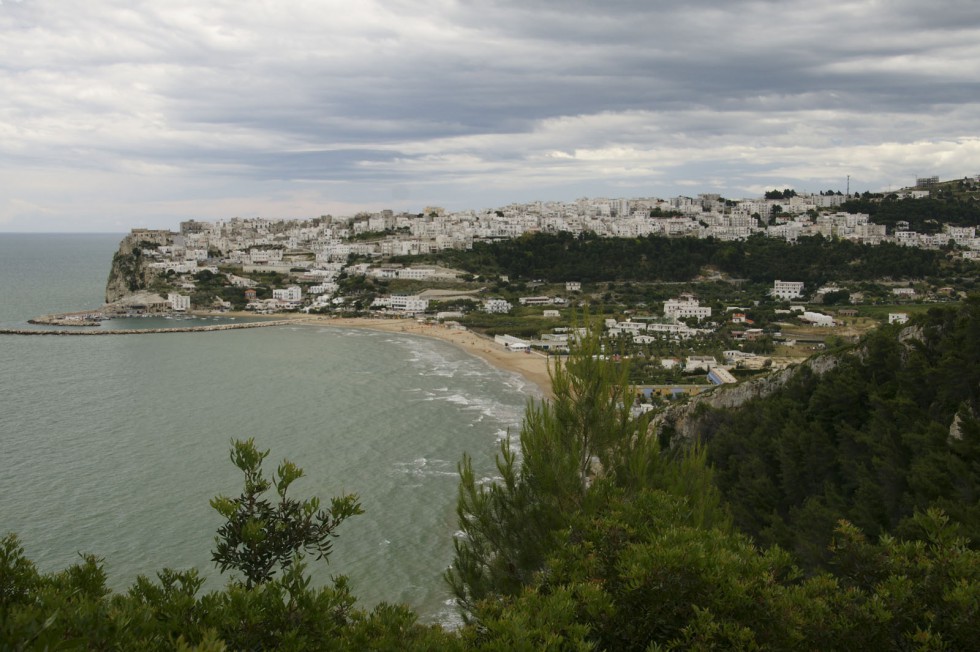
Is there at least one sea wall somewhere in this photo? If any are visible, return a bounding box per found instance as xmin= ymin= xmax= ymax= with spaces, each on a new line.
xmin=0 ymin=320 xmax=293 ymax=336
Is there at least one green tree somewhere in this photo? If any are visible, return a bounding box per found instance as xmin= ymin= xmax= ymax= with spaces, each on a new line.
xmin=447 ymin=327 xmax=728 ymax=617
xmin=210 ymin=438 xmax=363 ymax=588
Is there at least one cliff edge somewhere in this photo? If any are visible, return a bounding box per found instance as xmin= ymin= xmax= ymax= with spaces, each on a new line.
xmin=104 ymin=230 xmax=173 ymax=303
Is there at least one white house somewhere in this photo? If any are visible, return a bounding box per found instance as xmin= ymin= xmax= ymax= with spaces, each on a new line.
xmin=772 ymin=280 xmax=804 ymax=300
xmin=664 ymin=296 xmax=712 ymax=320
xmin=801 ymin=311 xmax=835 ymax=327
xmin=889 ymin=312 xmax=910 ymax=324
xmin=483 ymin=298 xmax=512 ymax=314
xmin=565 ymin=281 xmax=582 ymax=292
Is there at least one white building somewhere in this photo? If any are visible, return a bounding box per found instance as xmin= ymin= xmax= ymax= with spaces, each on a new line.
xmin=663 ymin=296 xmax=712 ymax=320
xmin=372 ymin=294 xmax=429 ymax=312
xmin=519 ymin=296 xmax=553 ymax=306
xmin=772 ymin=280 xmax=805 ymax=300
xmin=685 ymin=356 xmax=718 ymax=373
xmin=483 ymin=298 xmax=512 ymax=314
xmin=272 ymin=286 xmax=302 ymax=302
xmin=566 ymin=281 xmax=582 ymax=292
xmin=398 ymin=267 xmax=435 ymax=281
xmin=494 ymin=334 xmax=530 ymax=351
xmin=801 ymin=311 xmax=835 ymax=327
xmin=167 ymin=293 xmax=191 ymax=312
xmin=889 ymin=312 xmax=910 ymax=324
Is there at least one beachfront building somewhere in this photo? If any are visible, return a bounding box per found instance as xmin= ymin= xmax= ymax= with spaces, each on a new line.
xmin=168 ymin=293 xmax=191 ymax=312
xmin=272 ymin=286 xmax=302 ymax=302
xmin=372 ymin=294 xmax=429 ymax=312
xmin=494 ymin=334 xmax=530 ymax=351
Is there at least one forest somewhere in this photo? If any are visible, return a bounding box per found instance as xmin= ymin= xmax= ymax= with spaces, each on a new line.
xmin=410 ymin=231 xmax=952 ymax=286
xmin=692 ymin=298 xmax=980 ymax=569
xmin=3 ymin=303 xmax=979 ymax=649
xmin=841 ymin=192 xmax=980 ymax=232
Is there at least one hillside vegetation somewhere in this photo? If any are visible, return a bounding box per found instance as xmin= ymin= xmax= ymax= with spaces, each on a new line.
xmin=695 ymin=297 xmax=980 ymax=569
xmin=413 ymin=231 xmax=953 ymax=285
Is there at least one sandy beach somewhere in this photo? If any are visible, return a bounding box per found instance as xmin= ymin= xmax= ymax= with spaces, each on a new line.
xmin=295 ymin=315 xmax=556 ymax=399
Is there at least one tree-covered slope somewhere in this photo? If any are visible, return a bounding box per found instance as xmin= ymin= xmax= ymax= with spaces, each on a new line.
xmin=698 ymin=298 xmax=980 ymax=568
xmin=416 ymin=231 xmax=950 ymax=285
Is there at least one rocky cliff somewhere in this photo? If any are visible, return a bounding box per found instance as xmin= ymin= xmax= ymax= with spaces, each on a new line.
xmin=651 ymin=354 xmax=842 ymax=444
xmin=104 ymin=233 xmax=164 ymax=303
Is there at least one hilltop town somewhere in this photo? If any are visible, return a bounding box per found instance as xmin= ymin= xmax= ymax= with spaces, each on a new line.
xmin=100 ymin=175 xmax=980 ymax=394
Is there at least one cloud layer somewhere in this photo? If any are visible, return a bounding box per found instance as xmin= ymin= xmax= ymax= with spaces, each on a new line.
xmin=2 ymin=0 xmax=979 ymax=230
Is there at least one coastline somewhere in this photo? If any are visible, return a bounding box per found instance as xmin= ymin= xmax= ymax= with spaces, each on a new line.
xmin=295 ymin=315 xmax=556 ymax=400
xmin=23 ymin=305 xmax=556 ymax=398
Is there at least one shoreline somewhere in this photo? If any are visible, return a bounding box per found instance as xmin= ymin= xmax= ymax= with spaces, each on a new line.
xmin=20 ymin=306 xmax=556 ymax=398
xmin=293 ymin=315 xmax=556 ymax=399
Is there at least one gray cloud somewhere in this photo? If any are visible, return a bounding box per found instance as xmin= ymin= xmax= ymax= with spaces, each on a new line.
xmin=1 ymin=0 xmax=979 ymax=230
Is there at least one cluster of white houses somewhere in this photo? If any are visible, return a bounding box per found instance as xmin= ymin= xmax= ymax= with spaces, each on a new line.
xmin=120 ymin=180 xmax=980 ymax=316
xmin=151 ymin=183 xmax=980 ymax=278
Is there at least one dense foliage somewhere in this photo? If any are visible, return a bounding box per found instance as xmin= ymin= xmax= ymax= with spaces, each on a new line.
xmin=701 ymin=298 xmax=980 ymax=568
xmin=450 ymin=323 xmax=979 ymax=650
xmin=417 ymin=232 xmax=948 ymax=285
xmin=842 ymin=194 xmax=980 ymax=231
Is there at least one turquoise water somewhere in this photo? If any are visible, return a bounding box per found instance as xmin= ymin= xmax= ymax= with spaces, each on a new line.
xmin=0 ymin=234 xmax=535 ymax=624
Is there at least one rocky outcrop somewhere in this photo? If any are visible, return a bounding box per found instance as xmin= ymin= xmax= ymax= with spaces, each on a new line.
xmin=650 ymin=353 xmax=841 ymax=444
xmin=104 ymin=233 xmax=167 ymax=303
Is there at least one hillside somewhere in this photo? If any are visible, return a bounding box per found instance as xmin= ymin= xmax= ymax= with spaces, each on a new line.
xmin=661 ymin=297 xmax=980 ymax=569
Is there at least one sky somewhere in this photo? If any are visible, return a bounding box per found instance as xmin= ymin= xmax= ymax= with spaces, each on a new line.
xmin=2 ymin=1 xmax=980 ymax=232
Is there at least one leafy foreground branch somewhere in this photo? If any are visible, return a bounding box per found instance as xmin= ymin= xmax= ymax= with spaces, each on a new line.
xmin=1 ymin=333 xmax=978 ymax=649
xmin=210 ymin=438 xmax=363 ymax=589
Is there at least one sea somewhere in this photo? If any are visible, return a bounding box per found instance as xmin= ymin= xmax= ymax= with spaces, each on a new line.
xmin=0 ymin=233 xmax=536 ymax=625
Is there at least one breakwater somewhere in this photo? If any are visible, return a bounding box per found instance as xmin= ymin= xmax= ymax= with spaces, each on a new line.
xmin=0 ymin=320 xmax=294 ymax=336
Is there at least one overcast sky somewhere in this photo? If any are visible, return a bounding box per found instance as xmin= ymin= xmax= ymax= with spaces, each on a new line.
xmin=2 ymin=0 xmax=979 ymax=232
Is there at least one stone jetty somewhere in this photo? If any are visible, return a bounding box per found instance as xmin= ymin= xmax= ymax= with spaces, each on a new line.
xmin=0 ymin=320 xmax=295 ymax=336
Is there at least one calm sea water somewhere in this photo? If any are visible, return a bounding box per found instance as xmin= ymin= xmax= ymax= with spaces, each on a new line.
xmin=0 ymin=234 xmax=535 ymax=624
